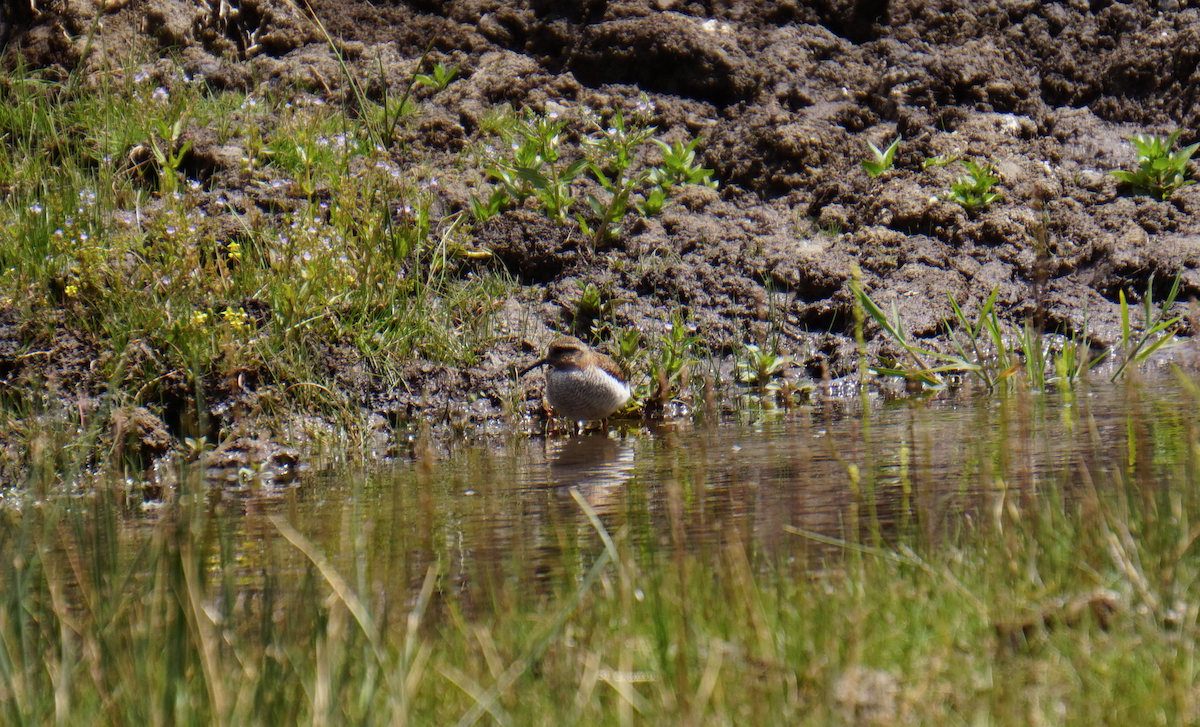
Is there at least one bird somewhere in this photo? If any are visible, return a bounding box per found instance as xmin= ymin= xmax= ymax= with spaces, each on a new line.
xmin=521 ymin=336 xmax=631 ymax=423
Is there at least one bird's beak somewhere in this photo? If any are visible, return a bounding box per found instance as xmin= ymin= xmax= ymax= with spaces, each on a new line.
xmin=519 ymin=358 xmax=547 ymax=376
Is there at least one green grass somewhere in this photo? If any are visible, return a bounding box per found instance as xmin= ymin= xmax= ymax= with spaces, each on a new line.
xmin=0 ymin=57 xmax=511 ymax=447
xmin=851 ymin=262 xmax=1182 ymax=394
xmin=2 ymin=380 xmax=1200 ymax=724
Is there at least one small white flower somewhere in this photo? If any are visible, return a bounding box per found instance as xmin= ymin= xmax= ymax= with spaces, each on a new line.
xmin=152 ymin=87 xmax=169 ymax=103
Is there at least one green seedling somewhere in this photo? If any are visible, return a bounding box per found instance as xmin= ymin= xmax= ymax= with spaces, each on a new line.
xmin=569 ymin=282 xmax=625 ymax=338
xmin=468 ymin=186 xmax=508 ymax=223
xmin=1050 ymin=318 xmax=1106 ymax=391
xmin=580 ymin=109 xmax=657 ymax=247
xmin=737 ymin=343 xmax=793 ymax=391
xmin=633 ymin=185 xmax=667 ymax=217
xmin=475 ymin=107 xmax=712 ymax=245
xmin=647 ymin=313 xmax=703 ymax=404
xmin=147 ymin=114 xmax=193 ymax=197
xmin=614 ymin=326 xmax=643 ymax=365
xmin=369 ymin=45 xmax=431 ymax=148
xmin=310 ymin=10 xmax=430 ymax=150
xmin=414 ymin=62 xmax=460 ymax=92
xmin=949 ymin=160 xmax=1002 ymax=212
xmin=943 ymin=287 xmax=1021 ymax=390
xmin=650 ymin=137 xmax=716 ymax=189
xmin=1111 ymin=130 xmax=1198 ymax=201
xmin=921 ymin=153 xmax=958 ymax=169
xmin=269 ymin=134 xmax=339 ymax=200
xmin=1111 ymin=273 xmax=1181 ymax=381
xmin=586 ymin=108 xmax=657 ymax=177
xmin=861 ymin=136 xmax=900 ymax=178
xmin=487 ymin=112 xmax=589 ymax=223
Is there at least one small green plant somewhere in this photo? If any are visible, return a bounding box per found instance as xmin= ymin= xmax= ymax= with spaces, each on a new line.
xmin=468 ymin=185 xmax=509 ymax=223
xmin=614 ymin=326 xmax=643 ymax=366
xmin=268 ymin=132 xmax=340 ymax=200
xmin=633 ymin=185 xmax=667 ymax=217
xmin=473 ymin=108 xmax=713 ymax=246
xmin=646 ymin=313 xmax=703 ymax=404
xmin=921 ymin=153 xmax=958 ymax=169
xmin=861 ymin=136 xmax=900 ymax=178
xmin=1111 ymin=130 xmax=1198 ymax=200
xmin=310 ymin=11 xmax=430 ymax=149
xmin=569 ymin=282 xmax=625 ymax=338
xmin=414 ymin=62 xmax=460 ymax=92
xmin=147 ymin=113 xmax=193 ymax=197
xmin=736 ymin=342 xmax=793 ymax=391
xmin=650 ymin=137 xmax=716 ymax=189
xmin=948 ymin=160 xmax=1002 ymax=212
xmin=1111 ymin=273 xmax=1181 ymax=381
xmin=852 ymin=281 xmax=1018 ymax=391
xmin=1050 ymin=321 xmax=1106 ymax=391
xmin=579 ymin=109 xmax=658 ymax=247
xmin=485 ymin=112 xmax=588 ymax=223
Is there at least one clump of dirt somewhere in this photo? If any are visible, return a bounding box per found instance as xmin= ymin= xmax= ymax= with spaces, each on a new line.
xmin=3 ymin=0 xmax=1200 ymax=476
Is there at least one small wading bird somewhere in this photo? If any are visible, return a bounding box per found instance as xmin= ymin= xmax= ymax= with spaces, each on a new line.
xmin=521 ymin=336 xmax=631 ymax=423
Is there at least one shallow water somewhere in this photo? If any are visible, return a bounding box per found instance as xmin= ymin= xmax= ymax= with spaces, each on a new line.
xmin=3 ymin=378 xmax=1198 ymax=724
xmin=260 ymin=379 xmax=1191 ymax=614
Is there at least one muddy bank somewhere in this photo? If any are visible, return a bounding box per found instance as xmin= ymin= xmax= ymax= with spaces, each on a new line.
xmin=2 ymin=0 xmax=1200 ymax=476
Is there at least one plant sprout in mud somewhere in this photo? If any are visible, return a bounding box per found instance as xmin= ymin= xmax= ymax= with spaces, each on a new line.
xmin=736 ymin=342 xmax=793 ymax=392
xmin=650 ymin=137 xmax=717 ymax=189
xmin=921 ymin=153 xmax=958 ymax=169
xmin=948 ymin=160 xmax=1002 ymax=212
xmin=472 ymin=107 xmax=714 ymax=246
xmin=860 ymin=136 xmax=900 ymax=178
xmin=1110 ymin=130 xmax=1198 ymax=201
xmin=580 ymin=108 xmax=658 ymax=246
xmin=648 ymin=315 xmax=704 ymax=403
xmin=145 ymin=113 xmax=193 ymax=197
xmin=413 ymin=61 xmax=460 ymax=92
xmin=568 ymin=281 xmax=625 ymax=339
xmin=483 ymin=111 xmax=589 ymax=223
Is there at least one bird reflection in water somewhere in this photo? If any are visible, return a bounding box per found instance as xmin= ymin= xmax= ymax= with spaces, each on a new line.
xmin=548 ymin=436 xmax=636 ymax=512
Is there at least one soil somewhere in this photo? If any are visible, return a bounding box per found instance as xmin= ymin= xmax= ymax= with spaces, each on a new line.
xmin=4 ymin=0 xmax=1200 ymax=476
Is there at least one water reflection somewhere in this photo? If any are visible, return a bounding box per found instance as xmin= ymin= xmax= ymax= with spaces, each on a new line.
xmin=283 ymin=380 xmax=1191 ymax=614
